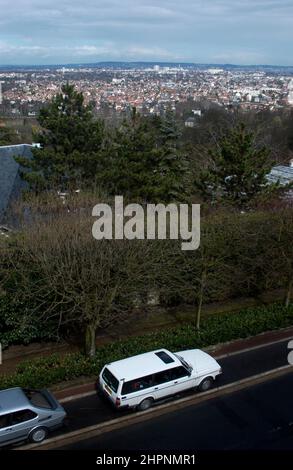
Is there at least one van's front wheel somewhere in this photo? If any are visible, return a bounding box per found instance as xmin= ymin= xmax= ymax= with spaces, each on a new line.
xmin=198 ymin=377 xmax=214 ymax=392
xmin=137 ymin=398 xmax=153 ymax=411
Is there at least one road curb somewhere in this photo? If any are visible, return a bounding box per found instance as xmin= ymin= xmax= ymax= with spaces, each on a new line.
xmin=60 ymin=390 xmax=96 ymax=404
xmin=214 ymin=333 xmax=293 ymax=359
xmin=18 ymin=364 xmax=293 ymax=450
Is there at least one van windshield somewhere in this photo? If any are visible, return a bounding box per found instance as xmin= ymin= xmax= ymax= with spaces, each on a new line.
xmin=174 ymin=354 xmax=193 ymax=373
xmin=102 ymin=368 xmax=119 ymax=393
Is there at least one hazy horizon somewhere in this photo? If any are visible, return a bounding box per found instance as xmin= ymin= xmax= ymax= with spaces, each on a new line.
xmin=0 ymin=1 xmax=292 ymax=66
xmin=0 ymin=60 xmax=293 ymax=69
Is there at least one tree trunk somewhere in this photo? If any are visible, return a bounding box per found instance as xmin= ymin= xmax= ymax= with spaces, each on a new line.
xmin=85 ymin=324 xmax=96 ymax=358
xmin=196 ymin=269 xmax=206 ymax=330
xmin=285 ymin=277 xmax=293 ymax=308
xmin=196 ymin=293 xmax=203 ymax=331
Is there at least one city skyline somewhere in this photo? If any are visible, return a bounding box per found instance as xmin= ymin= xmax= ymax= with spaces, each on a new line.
xmin=0 ymin=0 xmax=293 ymax=66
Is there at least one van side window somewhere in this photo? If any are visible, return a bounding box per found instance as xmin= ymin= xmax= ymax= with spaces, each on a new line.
xmin=11 ymin=410 xmax=37 ymax=425
xmin=0 ymin=414 xmax=10 ymax=429
xmin=153 ymin=370 xmax=173 ymax=385
xmin=122 ymin=375 xmax=154 ymax=395
xmin=154 ymin=367 xmax=189 ymax=385
xmin=169 ymin=366 xmax=190 ymax=380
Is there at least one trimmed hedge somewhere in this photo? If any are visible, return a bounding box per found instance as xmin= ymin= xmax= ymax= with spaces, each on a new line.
xmin=0 ymin=302 xmax=292 ymax=390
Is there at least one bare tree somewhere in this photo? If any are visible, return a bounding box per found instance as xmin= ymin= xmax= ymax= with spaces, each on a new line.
xmin=159 ymin=214 xmax=233 ymax=330
xmin=2 ymin=213 xmax=161 ymax=357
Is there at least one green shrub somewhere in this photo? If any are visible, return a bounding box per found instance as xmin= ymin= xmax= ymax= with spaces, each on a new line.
xmin=0 ymin=297 xmax=56 ymax=348
xmin=0 ymin=303 xmax=292 ymax=390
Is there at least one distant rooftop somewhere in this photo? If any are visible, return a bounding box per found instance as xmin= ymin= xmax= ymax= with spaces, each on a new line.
xmin=267 ymin=164 xmax=293 ymax=186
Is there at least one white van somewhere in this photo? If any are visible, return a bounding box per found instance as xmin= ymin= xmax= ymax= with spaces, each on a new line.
xmin=97 ymin=348 xmax=222 ymax=411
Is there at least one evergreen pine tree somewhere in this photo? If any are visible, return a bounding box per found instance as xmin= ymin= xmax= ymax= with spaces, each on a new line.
xmin=195 ymin=123 xmax=274 ymax=208
xmin=0 ymin=125 xmax=16 ymax=145
xmin=17 ymin=83 xmax=105 ymax=191
xmin=101 ymin=109 xmax=188 ymax=203
xmin=155 ymin=108 xmax=188 ymax=201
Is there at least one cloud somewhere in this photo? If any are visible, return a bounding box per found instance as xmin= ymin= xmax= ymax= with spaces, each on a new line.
xmin=0 ymin=1 xmax=292 ymax=64
xmin=0 ymin=41 xmax=181 ymax=62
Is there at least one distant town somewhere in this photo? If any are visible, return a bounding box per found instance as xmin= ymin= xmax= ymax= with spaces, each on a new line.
xmin=1 ymin=62 xmax=293 ymax=120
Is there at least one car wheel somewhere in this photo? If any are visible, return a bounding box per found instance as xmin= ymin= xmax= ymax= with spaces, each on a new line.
xmin=29 ymin=427 xmax=48 ymax=443
xmin=137 ymin=398 xmax=153 ymax=411
xmin=198 ymin=377 xmax=213 ymax=392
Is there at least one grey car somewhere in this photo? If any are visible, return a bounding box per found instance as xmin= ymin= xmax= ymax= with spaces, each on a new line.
xmin=0 ymin=387 xmax=66 ymax=447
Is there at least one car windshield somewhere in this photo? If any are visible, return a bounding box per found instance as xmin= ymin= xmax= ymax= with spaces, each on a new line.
xmin=175 ymin=354 xmax=193 ymax=373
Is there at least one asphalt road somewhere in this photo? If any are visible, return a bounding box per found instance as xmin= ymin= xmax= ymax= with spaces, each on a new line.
xmin=61 ymin=339 xmax=291 ymax=434
xmin=59 ymin=372 xmax=293 ymax=450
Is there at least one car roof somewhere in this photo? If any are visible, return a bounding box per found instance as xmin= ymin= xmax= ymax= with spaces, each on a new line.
xmin=106 ymin=349 xmax=181 ymax=382
xmin=0 ymin=387 xmax=30 ymax=415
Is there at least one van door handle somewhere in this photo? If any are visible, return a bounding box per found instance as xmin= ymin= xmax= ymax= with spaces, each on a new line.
xmin=154 ymin=387 xmax=159 ymax=390
xmin=174 ymin=381 xmax=178 ymax=384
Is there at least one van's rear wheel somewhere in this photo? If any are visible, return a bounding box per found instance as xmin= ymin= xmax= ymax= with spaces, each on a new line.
xmin=198 ymin=377 xmax=213 ymax=392
xmin=29 ymin=427 xmax=48 ymax=443
xmin=137 ymin=398 xmax=153 ymax=411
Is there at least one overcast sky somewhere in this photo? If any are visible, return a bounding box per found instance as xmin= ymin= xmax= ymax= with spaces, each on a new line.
xmin=0 ymin=0 xmax=292 ymax=65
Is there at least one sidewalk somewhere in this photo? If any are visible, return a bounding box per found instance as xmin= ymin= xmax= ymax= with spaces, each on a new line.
xmin=52 ymin=325 xmax=293 ymax=402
